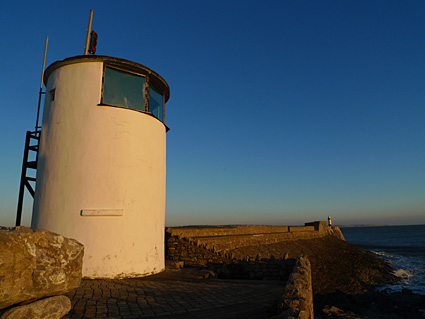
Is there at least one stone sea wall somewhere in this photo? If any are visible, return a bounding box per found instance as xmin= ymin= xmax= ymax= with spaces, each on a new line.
xmin=166 ymin=222 xmax=345 ymax=261
xmin=166 ymin=222 xmax=343 ymax=319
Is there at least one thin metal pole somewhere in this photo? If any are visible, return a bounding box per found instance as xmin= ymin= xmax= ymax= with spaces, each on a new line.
xmin=84 ymin=10 xmax=94 ymax=55
xmin=40 ymin=36 xmax=48 ymax=90
xmin=35 ymin=36 xmax=48 ymax=132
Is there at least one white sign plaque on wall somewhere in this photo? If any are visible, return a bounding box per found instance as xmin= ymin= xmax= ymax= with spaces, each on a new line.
xmin=81 ymin=209 xmax=123 ymax=216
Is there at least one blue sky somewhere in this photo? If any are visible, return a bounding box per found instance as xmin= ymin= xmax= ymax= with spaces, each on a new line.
xmin=1 ymin=1 xmax=424 ymax=227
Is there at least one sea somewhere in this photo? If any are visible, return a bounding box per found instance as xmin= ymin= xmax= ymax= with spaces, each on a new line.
xmin=341 ymin=224 xmax=425 ymax=295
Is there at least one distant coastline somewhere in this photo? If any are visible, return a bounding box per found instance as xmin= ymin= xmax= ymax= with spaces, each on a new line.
xmin=339 ymin=224 xmax=387 ymax=228
xmin=340 ymin=223 xmax=425 ymax=228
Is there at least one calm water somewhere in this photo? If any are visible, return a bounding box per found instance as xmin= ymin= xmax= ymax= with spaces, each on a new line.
xmin=341 ymin=225 xmax=425 ymax=295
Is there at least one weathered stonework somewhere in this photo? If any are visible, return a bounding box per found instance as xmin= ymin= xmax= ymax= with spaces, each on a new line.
xmin=165 ymin=226 xmax=324 ymax=282
xmin=166 ymin=234 xmax=232 ymax=267
xmin=0 ymin=227 xmax=84 ymax=309
xmin=165 ymin=223 xmax=338 ymax=319
xmin=275 ymin=257 xmax=313 ymax=319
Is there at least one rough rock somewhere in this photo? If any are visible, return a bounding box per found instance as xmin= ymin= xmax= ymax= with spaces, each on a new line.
xmin=321 ymin=305 xmax=363 ymax=318
xmin=277 ymin=256 xmax=313 ymax=319
xmin=0 ymin=226 xmax=84 ymax=309
xmin=316 ymin=289 xmax=425 ymax=319
xmin=0 ymin=295 xmax=71 ymax=319
xmin=202 ymin=270 xmax=217 ymax=279
xmin=170 ymin=261 xmax=184 ymax=269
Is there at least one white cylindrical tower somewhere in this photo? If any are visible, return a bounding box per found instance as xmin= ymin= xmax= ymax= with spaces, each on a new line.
xmin=32 ymin=56 xmax=170 ymax=278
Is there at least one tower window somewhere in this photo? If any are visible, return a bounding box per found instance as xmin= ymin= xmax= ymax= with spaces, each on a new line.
xmin=101 ymin=65 xmax=166 ymax=124
xmin=102 ymin=67 xmax=145 ymax=112
xmin=149 ymin=84 xmax=164 ymax=122
xmin=50 ymin=89 xmax=56 ymax=102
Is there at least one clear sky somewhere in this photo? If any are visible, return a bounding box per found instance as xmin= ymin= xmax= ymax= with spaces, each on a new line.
xmin=1 ymin=1 xmax=424 ymax=227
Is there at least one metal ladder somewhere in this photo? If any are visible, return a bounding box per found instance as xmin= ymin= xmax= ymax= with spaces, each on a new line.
xmin=16 ymin=129 xmax=41 ymax=226
xmin=15 ymin=36 xmax=48 ymax=226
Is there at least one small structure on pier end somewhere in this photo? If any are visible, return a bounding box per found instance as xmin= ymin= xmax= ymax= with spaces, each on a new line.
xmin=31 ymin=55 xmax=170 ymax=278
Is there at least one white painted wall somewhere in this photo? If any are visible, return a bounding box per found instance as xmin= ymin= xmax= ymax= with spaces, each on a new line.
xmin=32 ymin=61 xmax=166 ymax=278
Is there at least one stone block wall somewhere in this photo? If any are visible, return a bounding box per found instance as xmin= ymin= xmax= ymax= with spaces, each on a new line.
xmin=167 ymin=226 xmax=290 ymax=238
xmin=288 ymin=226 xmax=315 ymax=232
xmin=166 ymin=233 xmax=233 ymax=267
xmin=166 ymin=233 xmax=296 ymax=280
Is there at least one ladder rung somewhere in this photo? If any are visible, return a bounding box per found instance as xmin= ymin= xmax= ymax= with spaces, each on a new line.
xmin=26 ymin=161 xmax=37 ymax=169
xmin=26 ymin=177 xmax=36 ymax=182
xmin=29 ymin=145 xmax=39 ymax=151
xmin=30 ymin=132 xmax=40 ymax=140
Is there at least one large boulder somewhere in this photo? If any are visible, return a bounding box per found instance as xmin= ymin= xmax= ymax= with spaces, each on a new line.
xmin=0 ymin=227 xmax=84 ymax=309
xmin=0 ymin=295 xmax=71 ymax=319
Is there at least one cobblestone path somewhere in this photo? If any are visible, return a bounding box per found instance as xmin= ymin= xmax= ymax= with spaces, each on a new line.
xmin=64 ymin=267 xmax=285 ymax=318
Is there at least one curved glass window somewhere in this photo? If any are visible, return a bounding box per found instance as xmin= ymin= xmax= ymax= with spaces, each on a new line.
xmin=102 ymin=66 xmax=166 ymax=124
xmin=149 ymin=84 xmax=164 ymax=122
xmin=103 ymin=67 xmax=145 ymax=111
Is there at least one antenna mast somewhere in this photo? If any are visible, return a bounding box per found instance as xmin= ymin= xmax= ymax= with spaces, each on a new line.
xmin=35 ymin=36 xmax=48 ymax=132
xmin=84 ymin=10 xmax=94 ymax=55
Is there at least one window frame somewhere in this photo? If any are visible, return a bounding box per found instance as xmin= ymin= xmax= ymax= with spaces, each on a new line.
xmin=100 ymin=64 xmax=166 ymax=124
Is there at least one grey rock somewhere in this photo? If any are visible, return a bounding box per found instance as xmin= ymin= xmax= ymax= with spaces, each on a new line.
xmin=0 ymin=295 xmax=71 ymax=319
xmin=0 ymin=227 xmax=84 ymax=309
